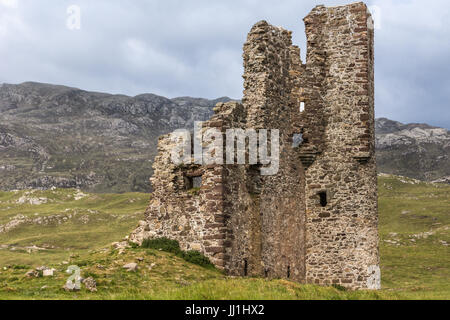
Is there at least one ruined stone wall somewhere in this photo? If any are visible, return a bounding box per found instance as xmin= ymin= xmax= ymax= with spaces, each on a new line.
xmin=299 ymin=3 xmax=379 ymax=289
xmin=130 ymin=102 xmax=247 ymax=268
xmin=131 ymin=1 xmax=379 ymax=290
xmin=236 ymin=21 xmax=307 ymax=281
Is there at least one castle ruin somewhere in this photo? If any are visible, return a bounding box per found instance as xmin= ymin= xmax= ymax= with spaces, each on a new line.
xmin=131 ymin=2 xmax=380 ymax=290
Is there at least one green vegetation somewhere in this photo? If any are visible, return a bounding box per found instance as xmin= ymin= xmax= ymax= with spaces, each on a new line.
xmin=187 ymin=187 xmax=201 ymax=196
xmin=0 ymin=175 xmax=448 ymax=300
xmin=377 ymin=174 xmax=450 ymax=299
xmin=0 ymin=188 xmax=148 ymax=266
xmin=141 ymin=237 xmax=182 ymax=255
xmin=141 ymin=237 xmax=215 ymax=270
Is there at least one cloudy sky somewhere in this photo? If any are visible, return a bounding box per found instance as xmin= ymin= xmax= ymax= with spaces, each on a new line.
xmin=0 ymin=0 xmax=449 ymax=128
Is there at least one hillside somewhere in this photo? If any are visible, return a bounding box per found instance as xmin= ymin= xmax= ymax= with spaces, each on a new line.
xmin=375 ymin=118 xmax=450 ymax=183
xmin=0 ymin=175 xmax=448 ymax=299
xmin=0 ymin=82 xmax=231 ymax=193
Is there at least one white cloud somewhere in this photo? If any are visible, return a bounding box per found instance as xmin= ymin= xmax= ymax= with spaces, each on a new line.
xmin=123 ymin=38 xmax=190 ymax=78
xmin=0 ymin=0 xmax=18 ymax=8
xmin=0 ymin=2 xmax=26 ymax=38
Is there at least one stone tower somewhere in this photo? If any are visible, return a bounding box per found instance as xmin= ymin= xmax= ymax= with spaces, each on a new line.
xmin=131 ymin=2 xmax=380 ymax=290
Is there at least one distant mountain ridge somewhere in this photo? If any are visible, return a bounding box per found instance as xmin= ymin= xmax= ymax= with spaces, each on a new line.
xmin=0 ymin=82 xmax=448 ymax=192
xmin=0 ymin=82 xmax=231 ymax=192
xmin=375 ymin=118 xmax=450 ymax=183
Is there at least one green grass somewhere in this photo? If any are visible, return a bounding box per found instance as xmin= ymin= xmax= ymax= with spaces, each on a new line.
xmin=0 ymin=188 xmax=148 ymax=266
xmin=0 ymin=247 xmax=404 ymax=300
xmin=378 ymin=174 xmax=450 ymax=299
xmin=0 ymin=175 xmax=448 ymax=300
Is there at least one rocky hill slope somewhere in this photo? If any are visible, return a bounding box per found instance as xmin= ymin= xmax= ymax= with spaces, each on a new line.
xmin=375 ymin=118 xmax=450 ymax=183
xmin=0 ymin=82 xmax=230 ymax=192
xmin=0 ymin=82 xmax=448 ymax=192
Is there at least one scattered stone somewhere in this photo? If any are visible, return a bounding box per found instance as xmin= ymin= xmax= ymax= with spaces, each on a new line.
xmin=74 ymin=190 xmax=88 ymax=201
xmin=175 ymin=278 xmax=190 ymax=287
xmin=138 ymin=220 xmax=147 ymax=227
xmin=136 ymin=257 xmax=144 ymax=262
xmin=43 ymin=269 xmax=55 ymax=277
xmin=63 ymin=282 xmax=80 ymax=292
xmin=112 ymin=241 xmax=130 ymax=250
xmin=17 ymin=195 xmax=48 ymax=205
xmin=62 ymin=261 xmax=69 ymax=265
xmin=123 ymin=263 xmax=138 ymax=272
xmin=384 ymin=239 xmax=400 ymax=246
xmin=96 ymin=264 xmax=105 ymax=270
xmin=389 ymin=232 xmax=398 ymax=237
xmin=411 ymin=231 xmax=435 ymax=239
xmin=40 ymin=285 xmax=48 ymax=290
xmin=26 ymin=270 xmax=40 ymax=278
xmin=82 ymin=277 xmax=97 ymax=292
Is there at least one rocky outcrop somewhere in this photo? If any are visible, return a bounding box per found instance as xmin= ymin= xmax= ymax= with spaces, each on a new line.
xmin=375 ymin=118 xmax=450 ymax=182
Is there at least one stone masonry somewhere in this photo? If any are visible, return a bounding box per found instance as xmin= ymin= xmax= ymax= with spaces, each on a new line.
xmin=130 ymin=2 xmax=380 ymax=290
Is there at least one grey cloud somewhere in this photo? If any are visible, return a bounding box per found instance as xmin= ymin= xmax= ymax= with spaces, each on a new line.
xmin=0 ymin=0 xmax=449 ymax=128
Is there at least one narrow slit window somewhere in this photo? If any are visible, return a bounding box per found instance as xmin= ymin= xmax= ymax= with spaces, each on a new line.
xmin=190 ymin=134 xmax=195 ymax=155
xmin=287 ymin=265 xmax=291 ymax=279
xmin=244 ymin=259 xmax=248 ymax=276
xmin=318 ymin=191 xmax=327 ymax=207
